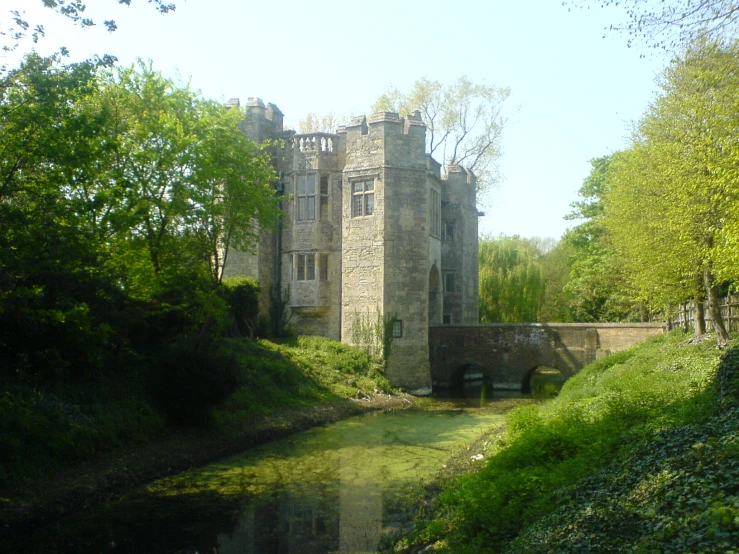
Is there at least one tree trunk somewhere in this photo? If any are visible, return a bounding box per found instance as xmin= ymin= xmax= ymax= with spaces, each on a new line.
xmin=682 ymin=303 xmax=689 ymax=333
xmin=665 ymin=302 xmax=673 ymax=331
xmin=703 ymin=269 xmax=729 ymax=346
xmin=695 ymin=297 xmax=706 ymax=335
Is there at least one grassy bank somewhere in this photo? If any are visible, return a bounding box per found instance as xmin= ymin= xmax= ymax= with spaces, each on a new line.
xmin=0 ymin=335 xmax=392 ymax=487
xmin=391 ymin=331 xmax=739 ymax=553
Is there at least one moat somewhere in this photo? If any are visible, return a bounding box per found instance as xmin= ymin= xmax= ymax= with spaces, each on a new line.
xmin=22 ymin=396 xmax=538 ymax=553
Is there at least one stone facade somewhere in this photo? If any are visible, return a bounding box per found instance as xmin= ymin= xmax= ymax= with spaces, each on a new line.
xmin=222 ymin=98 xmax=481 ymax=392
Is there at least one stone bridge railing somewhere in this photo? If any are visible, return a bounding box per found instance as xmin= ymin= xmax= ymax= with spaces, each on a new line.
xmin=429 ymin=323 xmax=664 ymax=392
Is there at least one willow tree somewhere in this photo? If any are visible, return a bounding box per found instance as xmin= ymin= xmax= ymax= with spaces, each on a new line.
xmin=604 ymin=40 xmax=739 ymax=344
xmin=479 ymin=236 xmax=546 ymax=323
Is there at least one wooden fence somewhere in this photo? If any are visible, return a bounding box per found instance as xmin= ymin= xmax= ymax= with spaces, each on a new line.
xmin=668 ymin=294 xmax=739 ymax=333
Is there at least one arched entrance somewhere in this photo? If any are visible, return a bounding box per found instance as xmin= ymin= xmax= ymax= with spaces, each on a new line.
xmin=429 ymin=264 xmax=442 ymax=326
xmin=523 ymin=366 xmax=567 ymax=397
xmin=437 ymin=363 xmax=490 ymax=405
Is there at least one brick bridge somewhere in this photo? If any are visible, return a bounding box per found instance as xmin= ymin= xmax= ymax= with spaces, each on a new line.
xmin=429 ymin=323 xmax=664 ymax=392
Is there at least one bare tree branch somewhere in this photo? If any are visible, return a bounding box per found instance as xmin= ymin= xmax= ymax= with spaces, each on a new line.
xmin=563 ymin=0 xmax=739 ymax=49
xmin=372 ymin=76 xmax=510 ymax=194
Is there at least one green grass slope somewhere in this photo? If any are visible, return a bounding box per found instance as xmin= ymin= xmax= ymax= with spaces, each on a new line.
xmin=394 ymin=332 xmax=739 ymax=553
xmin=212 ymin=335 xmax=391 ymax=427
xmin=0 ymin=336 xmax=392 ymax=485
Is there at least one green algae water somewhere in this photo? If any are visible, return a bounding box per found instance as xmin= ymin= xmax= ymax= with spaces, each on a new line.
xmin=27 ymin=398 xmax=533 ymax=553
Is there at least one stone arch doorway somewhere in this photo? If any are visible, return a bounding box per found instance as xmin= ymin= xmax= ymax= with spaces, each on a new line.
xmin=429 ymin=263 xmax=442 ymax=326
xmin=522 ymin=365 xmax=567 ymax=397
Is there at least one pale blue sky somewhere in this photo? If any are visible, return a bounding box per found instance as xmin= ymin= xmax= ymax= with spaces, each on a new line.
xmin=3 ymin=0 xmax=668 ymax=240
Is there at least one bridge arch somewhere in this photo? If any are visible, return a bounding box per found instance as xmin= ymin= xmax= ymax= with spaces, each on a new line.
xmin=522 ymin=365 xmax=569 ymax=395
xmin=442 ymin=362 xmax=490 ymax=401
xmin=448 ymin=362 xmax=487 ymax=389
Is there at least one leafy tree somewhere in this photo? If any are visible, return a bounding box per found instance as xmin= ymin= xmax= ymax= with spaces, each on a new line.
xmin=373 ymin=76 xmax=509 ymax=193
xmin=0 ymin=54 xmax=280 ymax=382
xmin=95 ymin=62 xmax=280 ymax=289
xmin=479 ymin=236 xmax=546 ymax=323
xmin=562 ymin=155 xmax=641 ymax=322
xmin=537 ymin=239 xmax=576 ymax=322
xmin=564 ymin=0 xmax=739 ymax=49
xmin=0 ymin=53 xmax=122 ymax=380
xmin=603 ymin=40 xmax=739 ymax=344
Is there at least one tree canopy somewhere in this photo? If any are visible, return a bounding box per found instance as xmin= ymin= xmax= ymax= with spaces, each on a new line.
xmin=2 ymin=0 xmax=176 ymax=68
xmin=0 ymin=53 xmax=279 ymax=381
xmin=599 ymin=39 xmax=739 ymax=343
xmin=561 ymin=155 xmax=641 ymax=322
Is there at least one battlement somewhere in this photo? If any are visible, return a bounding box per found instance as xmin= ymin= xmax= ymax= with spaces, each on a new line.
xmin=427 ymin=155 xmax=442 ymax=178
xmin=289 ymin=132 xmax=339 ymax=154
xmin=229 ymin=97 xmax=285 ymax=141
xmin=443 ymin=164 xmax=477 ymax=207
xmin=366 ymin=110 xmax=426 ymax=137
xmin=368 ymin=111 xmax=400 ymax=124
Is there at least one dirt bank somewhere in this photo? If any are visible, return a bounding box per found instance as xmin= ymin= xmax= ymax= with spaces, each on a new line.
xmin=0 ymin=393 xmax=415 ymax=548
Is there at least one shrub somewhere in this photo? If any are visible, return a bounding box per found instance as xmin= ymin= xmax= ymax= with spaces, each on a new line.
xmin=219 ymin=277 xmax=260 ymax=338
xmin=151 ymin=341 xmax=239 ymax=426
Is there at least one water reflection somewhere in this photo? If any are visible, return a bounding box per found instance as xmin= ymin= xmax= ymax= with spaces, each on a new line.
xmin=217 ymin=485 xmax=341 ymax=554
xmin=22 ymin=399 xmax=531 ymax=554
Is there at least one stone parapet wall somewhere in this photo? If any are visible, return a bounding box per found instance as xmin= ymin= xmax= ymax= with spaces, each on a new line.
xmin=430 ymin=323 xmax=664 ymax=392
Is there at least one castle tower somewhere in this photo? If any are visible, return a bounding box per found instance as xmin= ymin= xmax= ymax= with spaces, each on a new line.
xmin=440 ymin=165 xmax=480 ymax=324
xmin=341 ymin=111 xmax=434 ymax=392
xmin=222 ymin=98 xmax=285 ymax=317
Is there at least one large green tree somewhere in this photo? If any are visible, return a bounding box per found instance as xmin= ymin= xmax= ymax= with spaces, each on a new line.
xmin=603 ymin=39 xmax=739 ymax=344
xmin=0 ymin=54 xmax=279 ymax=380
xmin=0 ymin=53 xmax=115 ymax=380
xmin=93 ymin=62 xmax=279 ymax=291
xmin=562 ymin=155 xmax=641 ymax=322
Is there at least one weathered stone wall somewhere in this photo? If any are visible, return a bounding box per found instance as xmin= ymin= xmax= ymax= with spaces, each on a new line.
xmin=430 ymin=323 xmax=664 ymax=391
xmin=339 ymin=112 xmax=434 ymax=391
xmin=440 ymin=166 xmax=479 ymax=325
xmin=383 ymin=162 xmax=432 ymax=391
xmin=341 ymin=115 xmax=386 ymax=347
xmin=221 ymin=98 xmax=284 ymax=317
xmin=281 ymin=133 xmax=343 ymax=339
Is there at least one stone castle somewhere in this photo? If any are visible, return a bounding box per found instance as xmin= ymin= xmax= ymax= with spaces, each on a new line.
xmin=223 ymin=98 xmax=481 ymax=392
